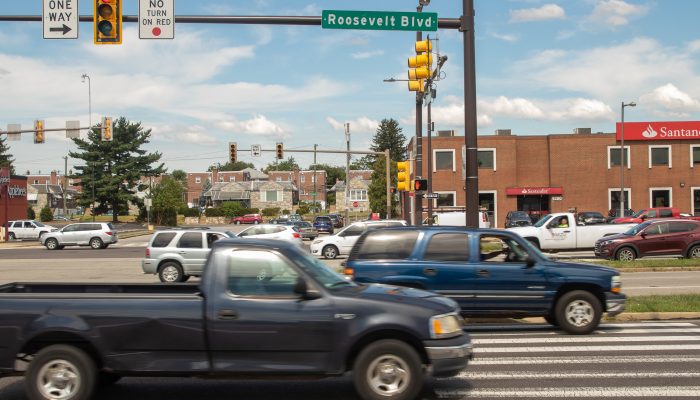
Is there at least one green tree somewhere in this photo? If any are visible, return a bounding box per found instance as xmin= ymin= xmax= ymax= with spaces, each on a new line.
xmin=199 ymin=178 xmax=212 ymax=207
xmin=369 ymin=119 xmax=407 ymax=163
xmin=308 ymin=163 xmax=345 ymax=205
xmin=368 ymin=157 xmax=399 ymax=218
xmin=0 ymin=135 xmax=15 ymax=175
xmin=152 ymin=175 xmax=186 ymax=225
xmin=40 ymin=206 xmax=53 ymax=222
xmin=366 ymin=119 xmax=406 ymax=217
xmin=171 ymin=169 xmax=187 ymax=185
xmin=70 ymin=117 xmax=166 ymax=223
xmin=210 ymin=161 xmax=255 ymax=171
xmin=265 ymin=156 xmax=298 ymax=172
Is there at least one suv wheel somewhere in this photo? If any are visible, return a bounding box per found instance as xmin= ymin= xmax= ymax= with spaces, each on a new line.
xmin=89 ymin=237 xmax=103 ymax=250
xmin=235 ymin=221 xmax=241 ymax=225
xmin=159 ymin=262 xmax=184 ymax=283
xmin=322 ymin=245 xmax=339 ymax=259
xmin=615 ymin=247 xmax=636 ymax=262
xmin=8 ymin=232 xmax=15 ymax=241
xmin=688 ymin=245 xmax=700 ymax=259
xmin=555 ymin=290 xmax=602 ymax=335
xmin=353 ymin=339 xmax=422 ymax=400
xmin=45 ymin=238 xmax=59 ymax=250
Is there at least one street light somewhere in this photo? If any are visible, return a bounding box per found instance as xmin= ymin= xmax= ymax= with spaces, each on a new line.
xmin=620 ymin=101 xmax=636 ymax=218
xmin=81 ymin=74 xmax=91 ymax=129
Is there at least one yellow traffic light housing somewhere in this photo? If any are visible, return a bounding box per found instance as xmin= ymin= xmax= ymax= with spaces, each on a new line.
xmin=94 ymin=0 xmax=122 ymax=45
xmin=276 ymin=142 xmax=284 ymax=160
xmin=101 ymin=116 xmax=113 ymax=141
xmin=408 ymin=38 xmax=433 ymax=92
xmin=229 ymin=142 xmax=237 ymax=163
xmin=34 ymin=120 xmax=45 ymax=144
xmin=397 ymin=161 xmax=409 ymax=191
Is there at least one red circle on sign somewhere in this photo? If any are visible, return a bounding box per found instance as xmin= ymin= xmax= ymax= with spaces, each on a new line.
xmin=152 ymin=27 xmax=162 ymax=36
xmin=353 ymin=201 xmax=359 ymax=208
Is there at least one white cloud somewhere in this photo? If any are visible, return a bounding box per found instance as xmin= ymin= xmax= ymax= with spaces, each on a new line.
xmin=586 ymin=0 xmax=648 ymax=27
xmin=479 ymin=96 xmax=546 ymax=119
xmin=640 ymin=84 xmax=700 ymax=113
xmin=491 ymin=33 xmax=519 ymax=42
xmin=352 ymin=50 xmax=385 ymax=59
xmin=509 ymin=4 xmax=566 ymax=23
xmin=688 ymin=40 xmax=700 ymax=53
xmin=326 ymin=117 xmax=379 ymax=133
xmin=215 ymin=114 xmax=287 ymax=137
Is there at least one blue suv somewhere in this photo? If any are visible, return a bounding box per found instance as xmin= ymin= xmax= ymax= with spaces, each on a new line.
xmin=313 ymin=216 xmax=334 ymax=234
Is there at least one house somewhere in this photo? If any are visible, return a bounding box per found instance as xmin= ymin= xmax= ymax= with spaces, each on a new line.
xmin=203 ymin=180 xmax=297 ymax=211
xmin=330 ymin=176 xmax=371 ymax=213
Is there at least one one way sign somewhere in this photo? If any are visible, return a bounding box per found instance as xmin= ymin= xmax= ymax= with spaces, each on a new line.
xmin=43 ymin=0 xmax=79 ymax=39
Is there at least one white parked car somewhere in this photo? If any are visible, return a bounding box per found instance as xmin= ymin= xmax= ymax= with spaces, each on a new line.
xmin=310 ymin=220 xmax=407 ymax=259
xmin=40 ymin=222 xmax=118 ymax=250
xmin=236 ymin=224 xmax=303 ymax=247
xmin=7 ymin=220 xmax=56 ymax=241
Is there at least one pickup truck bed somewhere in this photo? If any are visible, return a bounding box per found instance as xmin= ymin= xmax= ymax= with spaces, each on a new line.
xmin=0 ymin=282 xmax=199 ymax=294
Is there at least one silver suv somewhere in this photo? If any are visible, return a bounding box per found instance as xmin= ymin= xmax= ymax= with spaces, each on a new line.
xmin=142 ymin=228 xmax=235 ymax=283
xmin=7 ymin=220 xmax=57 ymax=240
xmin=40 ymin=222 xmax=118 ymax=250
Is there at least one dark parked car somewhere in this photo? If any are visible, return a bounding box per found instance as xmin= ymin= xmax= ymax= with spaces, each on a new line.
xmin=313 ymin=216 xmax=334 ymax=234
xmin=595 ymin=219 xmax=700 ymax=261
xmin=504 ymin=211 xmax=532 ymax=228
xmin=291 ymin=221 xmax=319 ymax=240
xmin=327 ymin=213 xmax=344 ymax=228
xmin=577 ymin=211 xmax=606 ymax=225
xmin=606 ymin=208 xmax=635 ymax=223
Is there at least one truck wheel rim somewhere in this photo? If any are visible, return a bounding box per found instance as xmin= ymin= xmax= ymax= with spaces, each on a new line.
xmin=37 ymin=359 xmax=81 ymax=400
xmin=366 ymin=354 xmax=409 ymax=396
xmin=618 ymin=249 xmax=634 ymax=261
xmin=565 ymin=300 xmax=594 ymax=327
xmin=161 ymin=266 xmax=179 ymax=282
xmin=691 ymin=247 xmax=700 ymax=258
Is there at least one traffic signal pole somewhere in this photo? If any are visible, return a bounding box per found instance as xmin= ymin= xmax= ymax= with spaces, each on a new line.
xmin=462 ymin=0 xmax=479 ymax=228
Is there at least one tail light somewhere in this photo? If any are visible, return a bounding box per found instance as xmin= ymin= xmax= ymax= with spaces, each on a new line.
xmin=293 ymin=232 xmax=301 ymax=239
xmin=145 ymin=248 xmax=150 ymax=257
xmin=106 ymin=231 xmax=114 ymax=236
xmin=343 ymin=267 xmax=355 ymax=278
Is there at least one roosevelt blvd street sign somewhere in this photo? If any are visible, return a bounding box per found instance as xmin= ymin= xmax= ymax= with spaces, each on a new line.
xmin=322 ymin=10 xmax=437 ymax=31
xmin=43 ymin=0 xmax=79 ymax=39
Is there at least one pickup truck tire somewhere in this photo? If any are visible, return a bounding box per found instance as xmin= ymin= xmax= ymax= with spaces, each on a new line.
xmin=159 ymin=262 xmax=185 ymax=283
xmin=555 ymin=290 xmax=602 ymax=335
xmin=45 ymin=238 xmax=60 ymax=250
xmin=322 ymin=245 xmax=339 ymax=259
xmin=8 ymin=232 xmax=15 ymax=240
xmin=353 ymin=339 xmax=422 ymax=400
xmin=26 ymin=344 xmax=97 ymax=400
xmin=615 ymin=247 xmax=636 ymax=262
xmin=89 ymin=238 xmax=103 ymax=250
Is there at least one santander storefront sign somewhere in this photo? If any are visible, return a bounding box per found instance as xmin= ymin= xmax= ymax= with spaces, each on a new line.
xmin=616 ymin=121 xmax=700 ymax=141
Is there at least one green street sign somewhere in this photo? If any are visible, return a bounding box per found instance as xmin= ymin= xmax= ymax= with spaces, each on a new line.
xmin=322 ymin=10 xmax=438 ymax=31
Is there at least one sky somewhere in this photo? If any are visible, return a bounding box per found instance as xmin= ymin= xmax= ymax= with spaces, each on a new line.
xmin=1 ymin=0 xmax=700 ymax=176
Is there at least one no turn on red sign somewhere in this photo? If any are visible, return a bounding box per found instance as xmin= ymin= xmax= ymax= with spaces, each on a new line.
xmin=139 ymin=0 xmax=174 ymax=39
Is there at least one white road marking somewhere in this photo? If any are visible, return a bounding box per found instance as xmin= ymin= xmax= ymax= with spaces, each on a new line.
xmin=475 ymin=344 xmax=700 ymax=353
xmin=450 ymin=371 xmax=700 ymax=379
xmin=474 ymin=335 xmax=700 ymax=344
xmin=434 ymin=387 xmax=700 ymax=398
xmin=469 ymin=355 xmax=700 ymax=365
xmin=469 ymin=328 xmax=700 ymax=337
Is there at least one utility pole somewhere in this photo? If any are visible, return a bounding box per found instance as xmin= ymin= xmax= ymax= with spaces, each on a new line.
xmin=414 ymin=4 xmax=424 ymax=226
xmin=463 ymin=0 xmax=479 ymax=227
xmin=313 ymin=144 xmax=317 ymax=216
xmin=427 ymin=103 xmax=434 ymax=225
xmin=345 ymin=123 xmax=350 ymax=224
xmin=62 ymin=156 xmax=68 ymax=217
xmin=385 ymin=149 xmax=391 ymax=218
xmin=91 ymin=161 xmax=96 ymax=222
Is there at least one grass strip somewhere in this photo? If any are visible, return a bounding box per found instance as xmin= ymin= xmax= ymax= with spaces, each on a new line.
xmin=627 ymin=294 xmax=700 ymax=312
xmin=578 ymin=258 xmax=700 ymax=269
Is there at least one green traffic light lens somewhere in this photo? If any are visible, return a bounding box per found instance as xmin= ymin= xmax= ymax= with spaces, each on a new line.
xmin=98 ymin=4 xmax=113 ymax=19
xmin=98 ymin=20 xmax=113 ymax=35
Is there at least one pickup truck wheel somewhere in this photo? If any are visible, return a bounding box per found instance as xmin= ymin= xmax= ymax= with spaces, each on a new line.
xmin=8 ymin=232 xmax=16 ymax=240
xmin=26 ymin=344 xmax=97 ymax=400
xmin=89 ymin=237 xmax=103 ymax=250
xmin=322 ymin=245 xmax=339 ymax=259
xmin=687 ymin=245 xmax=700 ymax=259
xmin=353 ymin=339 xmax=422 ymax=400
xmin=555 ymin=290 xmax=602 ymax=335
xmin=615 ymin=247 xmax=636 ymax=262
xmin=159 ymin=262 xmax=184 ymax=283
xmin=45 ymin=238 xmax=59 ymax=250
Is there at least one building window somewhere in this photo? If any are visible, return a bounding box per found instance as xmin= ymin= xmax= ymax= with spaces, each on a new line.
xmin=349 ymin=189 xmax=368 ymax=201
xmin=33 ymin=180 xmax=39 ymax=184
xmin=692 ymin=146 xmax=700 ymax=168
xmin=649 ymin=145 xmax=671 ymax=168
xmin=265 ymin=190 xmax=280 ymax=202
xmin=477 ymin=149 xmax=496 ymax=170
xmin=300 ymin=175 xmax=305 ymax=183
xmin=276 ymin=177 xmax=282 ymax=182
xmin=608 ymin=146 xmax=630 ymax=168
xmin=649 ymin=187 xmax=672 ymax=207
xmin=229 ymin=176 xmax=235 ymax=182
xmin=434 ymin=150 xmax=455 ymax=171
xmin=435 ymin=192 xmax=456 ymax=207
xmin=195 ymin=177 xmax=201 ymax=184
xmin=608 ymin=189 xmax=631 ymax=212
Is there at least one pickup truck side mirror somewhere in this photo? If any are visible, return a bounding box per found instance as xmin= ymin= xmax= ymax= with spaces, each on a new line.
xmin=293 ymin=277 xmax=321 ymax=300
xmin=525 ymin=256 xmax=536 ymax=268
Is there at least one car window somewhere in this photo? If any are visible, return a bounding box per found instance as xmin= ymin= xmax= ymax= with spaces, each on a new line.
xmin=274 ymin=226 xmax=288 ymax=233
xmin=206 ymin=233 xmax=226 ymax=248
xmin=177 ymin=232 xmax=203 ymax=248
xmin=62 ymin=224 xmax=80 ymax=232
xmin=341 ymin=224 xmax=365 ymax=237
xmin=355 ymin=231 xmax=418 ymax=260
xmin=107 ymin=223 xmax=116 ymax=230
xmin=226 ymin=250 xmax=299 ymax=297
xmin=424 ymin=233 xmax=469 ymax=262
xmin=479 ymin=234 xmax=531 ymax=263
xmin=24 ymin=222 xmax=33 ymax=228
xmin=670 ymin=222 xmax=695 ymax=233
xmin=152 ymin=232 xmax=177 ymax=247
xmin=644 ymin=223 xmax=669 ymax=235
xmin=659 ymin=209 xmax=673 ymax=218
xmin=647 ymin=210 xmax=658 ymax=218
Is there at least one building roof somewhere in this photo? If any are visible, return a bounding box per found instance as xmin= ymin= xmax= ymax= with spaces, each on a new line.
xmin=329 ymin=177 xmax=371 ymax=191
xmin=203 ymin=180 xmax=298 ymax=200
xmin=241 ymin=167 xmax=268 ymax=180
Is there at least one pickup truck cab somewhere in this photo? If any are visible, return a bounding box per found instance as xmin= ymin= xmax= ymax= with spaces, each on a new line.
xmin=346 ymin=227 xmax=625 ymax=335
xmin=613 ymin=207 xmax=680 ymax=224
xmin=507 ymin=212 xmax=634 ymax=250
xmin=0 ymin=239 xmax=471 ymax=400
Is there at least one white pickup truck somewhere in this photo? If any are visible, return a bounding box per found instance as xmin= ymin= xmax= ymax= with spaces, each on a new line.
xmin=507 ymin=212 xmax=635 ymax=250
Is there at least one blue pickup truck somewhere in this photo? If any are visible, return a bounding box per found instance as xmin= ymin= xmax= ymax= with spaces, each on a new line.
xmin=0 ymin=239 xmax=471 ymax=400
xmin=345 ymin=227 xmax=626 ymax=335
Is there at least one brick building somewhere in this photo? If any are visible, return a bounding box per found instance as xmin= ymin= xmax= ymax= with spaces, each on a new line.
xmin=408 ymin=124 xmax=700 ymax=228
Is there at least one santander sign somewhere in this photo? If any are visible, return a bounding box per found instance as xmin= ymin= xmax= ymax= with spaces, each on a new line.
xmin=616 ymin=121 xmax=700 ymax=141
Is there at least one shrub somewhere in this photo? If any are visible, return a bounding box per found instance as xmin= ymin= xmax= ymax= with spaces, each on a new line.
xmin=261 ymin=207 xmax=280 ymax=217
xmin=296 ymin=204 xmax=310 ymax=216
xmin=205 ymin=207 xmax=225 ymax=217
xmin=181 ymin=207 xmax=200 ymax=217
xmin=282 ymin=209 xmax=290 ymax=215
xmin=154 ymin=208 xmax=177 ymax=226
xmin=40 ymin=206 xmax=53 ymax=222
xmin=27 ymin=206 xmax=36 ymax=220
xmin=220 ymin=201 xmax=250 ymax=218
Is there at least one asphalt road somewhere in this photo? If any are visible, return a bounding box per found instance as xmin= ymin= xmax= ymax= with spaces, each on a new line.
xmin=2 ymin=320 xmax=699 ymax=399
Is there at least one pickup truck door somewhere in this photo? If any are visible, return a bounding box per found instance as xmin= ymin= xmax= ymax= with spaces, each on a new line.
xmin=206 ymin=249 xmax=335 ymax=373
xmin=542 ymin=217 xmax=576 ymax=249
xmin=469 ymin=233 xmax=550 ymax=314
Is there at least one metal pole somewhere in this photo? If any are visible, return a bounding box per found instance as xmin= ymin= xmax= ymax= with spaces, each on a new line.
xmin=148 ymin=175 xmax=152 ymax=228
xmin=313 ymin=144 xmax=317 ymax=216
xmin=414 ymin=7 xmax=423 ymax=226
xmin=63 ymin=156 xmax=68 ymax=217
xmin=427 ymin=101 xmax=433 ymax=225
xmin=620 ymin=102 xmax=625 ymax=219
xmin=81 ymin=74 xmax=91 ymax=129
xmin=463 ymin=0 xmax=479 ymax=227
xmin=91 ymin=162 xmax=95 ymax=222
xmin=385 ymin=149 xmax=391 ymax=218
xmin=345 ymin=123 xmax=350 ymax=224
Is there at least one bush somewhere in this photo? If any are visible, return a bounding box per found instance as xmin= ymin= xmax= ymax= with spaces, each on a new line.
xmin=40 ymin=206 xmax=53 ymax=222
xmin=153 ymin=208 xmax=177 ymax=226
xmin=282 ymin=209 xmax=290 ymax=215
xmin=221 ymin=201 xmax=249 ymax=218
xmin=181 ymin=207 xmax=200 ymax=217
xmin=205 ymin=207 xmax=225 ymax=217
xmin=296 ymin=204 xmax=310 ymax=216
xmin=261 ymin=207 xmax=280 ymax=217
xmin=27 ymin=207 xmax=36 ymax=220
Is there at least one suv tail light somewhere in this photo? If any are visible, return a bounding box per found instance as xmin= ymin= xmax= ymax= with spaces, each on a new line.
xmin=146 ymin=248 xmax=150 ymax=257
xmin=293 ymin=232 xmax=301 ymax=239
xmin=106 ymin=231 xmax=114 ymax=236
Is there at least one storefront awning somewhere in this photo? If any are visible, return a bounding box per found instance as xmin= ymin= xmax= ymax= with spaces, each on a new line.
xmin=506 ymin=187 xmax=563 ymax=196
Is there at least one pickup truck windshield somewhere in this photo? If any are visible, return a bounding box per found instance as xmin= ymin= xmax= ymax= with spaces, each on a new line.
xmin=533 ymin=214 xmax=554 ymax=227
xmin=291 ymin=251 xmax=357 ymax=289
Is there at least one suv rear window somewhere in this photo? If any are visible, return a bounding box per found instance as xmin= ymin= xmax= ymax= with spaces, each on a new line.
xmin=424 ymin=233 xmax=469 ymax=262
xmin=152 ymin=232 xmax=177 ymax=247
xmin=354 ymin=230 xmax=418 ymax=260
xmin=177 ymin=232 xmax=203 ymax=248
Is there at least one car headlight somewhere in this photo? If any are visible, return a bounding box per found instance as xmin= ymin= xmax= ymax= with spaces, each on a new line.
xmin=429 ymin=313 xmax=463 ymax=339
xmin=611 ymin=275 xmax=622 ymax=294
xmin=312 ymin=239 xmax=323 ymax=245
xmin=599 ymin=240 xmax=614 ymax=246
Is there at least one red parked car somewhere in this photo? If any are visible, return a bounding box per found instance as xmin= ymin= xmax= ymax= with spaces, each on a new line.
xmin=231 ymin=213 xmax=263 ymax=225
xmin=595 ymin=219 xmax=700 ymax=261
xmin=612 ymin=207 xmax=680 ymax=224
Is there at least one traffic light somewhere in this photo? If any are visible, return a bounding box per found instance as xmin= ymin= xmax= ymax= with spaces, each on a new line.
xmin=397 ymin=161 xmax=409 ymax=191
xmin=414 ymin=178 xmax=428 ymax=192
xmin=34 ymin=120 xmax=45 ymax=144
xmin=94 ymin=0 xmax=122 ymax=45
xmin=408 ymin=39 xmax=433 ymax=92
xmin=101 ymin=117 xmax=113 ymax=141
xmin=229 ymin=142 xmax=237 ymax=163
xmin=276 ymin=142 xmax=284 ymax=160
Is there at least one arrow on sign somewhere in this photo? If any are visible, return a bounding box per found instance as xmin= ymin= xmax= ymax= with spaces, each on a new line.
xmin=49 ymin=24 xmax=72 ymax=35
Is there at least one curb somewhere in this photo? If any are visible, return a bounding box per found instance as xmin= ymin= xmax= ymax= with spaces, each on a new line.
xmin=466 ymin=312 xmax=700 ymax=325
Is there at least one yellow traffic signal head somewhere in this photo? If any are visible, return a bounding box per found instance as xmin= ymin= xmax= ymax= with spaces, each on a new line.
xmin=397 ymin=161 xmax=408 ymax=172
xmin=229 ymin=142 xmax=237 ymax=163
xmin=396 ymin=161 xmax=410 ymax=191
xmin=276 ymin=142 xmax=284 ymax=160
xmin=101 ymin=117 xmax=113 ymax=141
xmin=34 ymin=120 xmax=45 ymax=144
xmin=408 ymin=79 xmax=425 ymax=92
xmin=408 ymin=54 xmax=433 ymax=68
xmin=415 ymin=39 xmax=433 ymax=53
xmin=408 ymin=67 xmax=430 ymax=80
xmin=94 ymin=0 xmax=122 ymax=45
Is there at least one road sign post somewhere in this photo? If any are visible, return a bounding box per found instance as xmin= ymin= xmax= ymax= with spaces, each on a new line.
xmin=322 ymin=10 xmax=437 ymax=31
xmin=139 ymin=0 xmax=175 ymax=39
xmin=43 ymin=0 xmax=79 ymax=39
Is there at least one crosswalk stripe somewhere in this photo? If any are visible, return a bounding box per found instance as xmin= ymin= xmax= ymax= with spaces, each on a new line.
xmin=474 ymin=335 xmax=700 ymax=344
xmin=470 ymin=327 xmax=700 ymax=337
xmin=469 ymin=355 xmax=700 ymax=365
xmin=450 ymin=371 xmax=700 ymax=379
xmin=476 ymin=344 xmax=700 ymax=353
xmin=466 ymin=322 xmax=696 ymax=332
xmin=434 ymin=387 xmax=700 ymax=398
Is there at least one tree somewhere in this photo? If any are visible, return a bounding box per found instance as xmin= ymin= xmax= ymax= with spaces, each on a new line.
xmin=0 ymin=135 xmax=15 ymax=175
xmin=370 ymin=119 xmax=407 ymax=163
xmin=308 ymin=163 xmax=345 ymax=205
xmin=368 ymin=157 xmax=399 ymax=218
xmin=210 ymin=161 xmax=255 ymax=171
xmin=69 ymin=117 xmax=166 ymax=223
xmin=366 ymin=119 xmax=406 ymax=218
xmin=171 ymin=169 xmax=187 ymax=185
xmin=265 ymin=156 xmax=298 ymax=172
xmin=199 ymin=178 xmax=212 ymax=207
xmin=151 ymin=175 xmax=186 ymax=225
